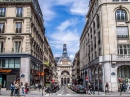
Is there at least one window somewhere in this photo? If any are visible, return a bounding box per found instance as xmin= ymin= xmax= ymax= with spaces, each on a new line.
xmin=16 ymin=22 xmax=22 ymax=33
xmin=16 ymin=8 xmax=23 ymax=17
xmin=99 ymin=48 xmax=101 ymax=56
xmin=113 ymin=0 xmax=119 ymax=1
xmin=121 ymin=0 xmax=128 ymax=1
xmin=98 ymin=32 xmax=101 ymax=44
xmin=0 ymin=23 xmax=5 ymax=33
xmin=116 ymin=26 xmax=128 ymax=38
xmin=0 ymin=41 xmax=4 ymax=53
xmin=14 ymin=41 xmax=21 ymax=53
xmin=15 ymin=59 xmax=20 ymax=68
xmin=117 ymin=44 xmax=130 ymax=55
xmin=9 ymin=59 xmax=14 ymax=68
xmin=115 ymin=9 xmax=127 ymax=21
xmin=0 ymin=8 xmax=6 ymax=17
xmin=97 ymin=15 xmax=100 ymax=29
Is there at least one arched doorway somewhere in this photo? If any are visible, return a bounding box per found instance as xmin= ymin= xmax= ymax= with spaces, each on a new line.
xmin=117 ymin=65 xmax=130 ymax=79
xmin=61 ymin=70 xmax=70 ymax=85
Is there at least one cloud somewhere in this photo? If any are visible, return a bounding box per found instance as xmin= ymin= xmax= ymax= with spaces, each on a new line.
xmin=70 ymin=0 xmax=88 ymax=16
xmin=39 ymin=0 xmax=56 ymax=20
xmin=39 ymin=0 xmax=89 ymax=20
xmin=56 ymin=19 xmax=79 ymax=31
xmin=48 ymin=19 xmax=80 ymax=59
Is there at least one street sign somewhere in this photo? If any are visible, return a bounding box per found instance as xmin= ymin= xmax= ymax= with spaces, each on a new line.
xmin=86 ymin=76 xmax=88 ymax=81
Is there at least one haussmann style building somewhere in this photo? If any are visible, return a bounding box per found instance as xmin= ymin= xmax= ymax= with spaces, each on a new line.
xmin=80 ymin=0 xmax=130 ymax=91
xmin=0 ymin=0 xmax=45 ymax=90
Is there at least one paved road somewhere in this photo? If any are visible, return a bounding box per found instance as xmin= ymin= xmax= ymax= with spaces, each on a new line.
xmin=0 ymin=86 xmax=130 ymax=97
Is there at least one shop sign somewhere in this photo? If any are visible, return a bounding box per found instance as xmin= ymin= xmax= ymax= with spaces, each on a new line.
xmin=0 ymin=69 xmax=11 ymax=73
xmin=111 ymin=72 xmax=115 ymax=75
xmin=21 ymin=74 xmax=25 ymax=78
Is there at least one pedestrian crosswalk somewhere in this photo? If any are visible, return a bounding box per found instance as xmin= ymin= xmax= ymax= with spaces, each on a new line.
xmin=44 ymin=93 xmax=87 ymax=96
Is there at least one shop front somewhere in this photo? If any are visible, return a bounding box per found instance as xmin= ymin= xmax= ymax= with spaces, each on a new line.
xmin=0 ymin=68 xmax=20 ymax=90
xmin=0 ymin=58 xmax=20 ymax=90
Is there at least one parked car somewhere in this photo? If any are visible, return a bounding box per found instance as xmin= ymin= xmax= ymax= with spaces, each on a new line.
xmin=74 ymin=85 xmax=86 ymax=93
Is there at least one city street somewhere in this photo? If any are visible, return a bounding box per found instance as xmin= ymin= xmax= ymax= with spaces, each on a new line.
xmin=1 ymin=86 xmax=130 ymax=97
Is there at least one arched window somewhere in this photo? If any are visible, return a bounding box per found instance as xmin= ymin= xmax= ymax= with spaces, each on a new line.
xmin=115 ymin=9 xmax=127 ymax=21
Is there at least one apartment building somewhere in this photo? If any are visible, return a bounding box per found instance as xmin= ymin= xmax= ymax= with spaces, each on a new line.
xmin=0 ymin=0 xmax=45 ymax=90
xmin=80 ymin=0 xmax=130 ymax=91
xmin=72 ymin=50 xmax=81 ymax=85
xmin=43 ymin=36 xmax=58 ymax=85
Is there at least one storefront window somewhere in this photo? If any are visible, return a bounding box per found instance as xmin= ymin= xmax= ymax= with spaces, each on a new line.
xmin=5 ymin=59 xmax=8 ymax=68
xmin=15 ymin=59 xmax=20 ymax=68
xmin=9 ymin=59 xmax=14 ymax=68
xmin=0 ymin=59 xmax=2 ymax=68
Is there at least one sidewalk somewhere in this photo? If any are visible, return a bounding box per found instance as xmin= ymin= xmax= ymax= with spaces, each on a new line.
xmin=0 ymin=89 xmax=46 ymax=97
xmin=91 ymin=91 xmax=130 ymax=96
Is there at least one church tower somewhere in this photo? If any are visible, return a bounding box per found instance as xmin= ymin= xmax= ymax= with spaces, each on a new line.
xmin=62 ymin=44 xmax=68 ymax=58
xmin=55 ymin=44 xmax=72 ymax=85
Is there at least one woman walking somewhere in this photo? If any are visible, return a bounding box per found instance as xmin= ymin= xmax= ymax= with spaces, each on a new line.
xmin=14 ymin=81 xmax=19 ymax=96
xmin=21 ymin=82 xmax=25 ymax=96
xmin=10 ymin=82 xmax=15 ymax=96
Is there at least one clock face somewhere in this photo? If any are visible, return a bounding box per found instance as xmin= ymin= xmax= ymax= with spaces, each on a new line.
xmin=64 ymin=51 xmax=66 ymax=53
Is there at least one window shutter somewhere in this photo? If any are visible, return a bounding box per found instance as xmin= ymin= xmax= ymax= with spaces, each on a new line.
xmin=116 ymin=27 xmax=128 ymax=35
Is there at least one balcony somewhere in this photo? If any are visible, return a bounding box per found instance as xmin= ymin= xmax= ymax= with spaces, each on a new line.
xmin=117 ymin=35 xmax=129 ymax=39
xmin=117 ymin=54 xmax=130 ymax=58
xmin=16 ymin=13 xmax=22 ymax=17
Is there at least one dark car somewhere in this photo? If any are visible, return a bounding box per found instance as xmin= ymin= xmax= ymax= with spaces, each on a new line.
xmin=74 ymin=85 xmax=86 ymax=93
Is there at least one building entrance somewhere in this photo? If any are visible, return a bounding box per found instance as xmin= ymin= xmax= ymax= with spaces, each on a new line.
xmin=0 ymin=74 xmax=6 ymax=88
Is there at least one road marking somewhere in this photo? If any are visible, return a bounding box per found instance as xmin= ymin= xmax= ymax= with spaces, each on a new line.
xmin=58 ymin=94 xmax=62 ymax=95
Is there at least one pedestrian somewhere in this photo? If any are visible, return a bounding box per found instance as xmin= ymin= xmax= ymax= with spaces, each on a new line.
xmin=91 ymin=82 xmax=95 ymax=94
xmin=14 ymin=81 xmax=19 ymax=96
xmin=88 ymin=83 xmax=91 ymax=95
xmin=127 ymin=80 xmax=130 ymax=92
xmin=38 ymin=83 xmax=41 ymax=92
xmin=10 ymin=82 xmax=15 ymax=96
xmin=0 ymin=82 xmax=2 ymax=95
xmin=25 ymin=82 xmax=28 ymax=94
xmin=21 ymin=82 xmax=25 ymax=96
xmin=122 ymin=82 xmax=127 ymax=92
xmin=105 ymin=82 xmax=109 ymax=94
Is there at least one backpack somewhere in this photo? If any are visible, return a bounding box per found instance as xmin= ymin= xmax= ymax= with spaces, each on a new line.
xmin=10 ymin=84 xmax=15 ymax=90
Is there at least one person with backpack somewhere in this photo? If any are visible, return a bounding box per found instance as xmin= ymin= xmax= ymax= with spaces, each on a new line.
xmin=122 ymin=82 xmax=127 ymax=92
xmin=10 ymin=82 xmax=15 ymax=96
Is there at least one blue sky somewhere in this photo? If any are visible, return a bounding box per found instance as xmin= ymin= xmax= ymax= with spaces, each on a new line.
xmin=39 ymin=0 xmax=89 ymax=60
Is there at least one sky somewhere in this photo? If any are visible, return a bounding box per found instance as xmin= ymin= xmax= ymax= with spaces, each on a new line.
xmin=38 ymin=0 xmax=89 ymax=60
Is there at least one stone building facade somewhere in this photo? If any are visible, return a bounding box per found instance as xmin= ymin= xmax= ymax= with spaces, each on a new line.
xmin=43 ymin=36 xmax=58 ymax=85
xmin=0 ymin=0 xmax=45 ymax=90
xmin=56 ymin=44 xmax=72 ymax=85
xmin=72 ymin=50 xmax=81 ymax=85
xmin=80 ymin=0 xmax=130 ymax=91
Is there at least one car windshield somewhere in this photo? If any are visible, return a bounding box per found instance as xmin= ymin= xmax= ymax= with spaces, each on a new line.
xmin=78 ymin=85 xmax=84 ymax=88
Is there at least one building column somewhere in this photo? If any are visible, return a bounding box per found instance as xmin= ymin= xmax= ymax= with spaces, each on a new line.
xmin=20 ymin=57 xmax=30 ymax=84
